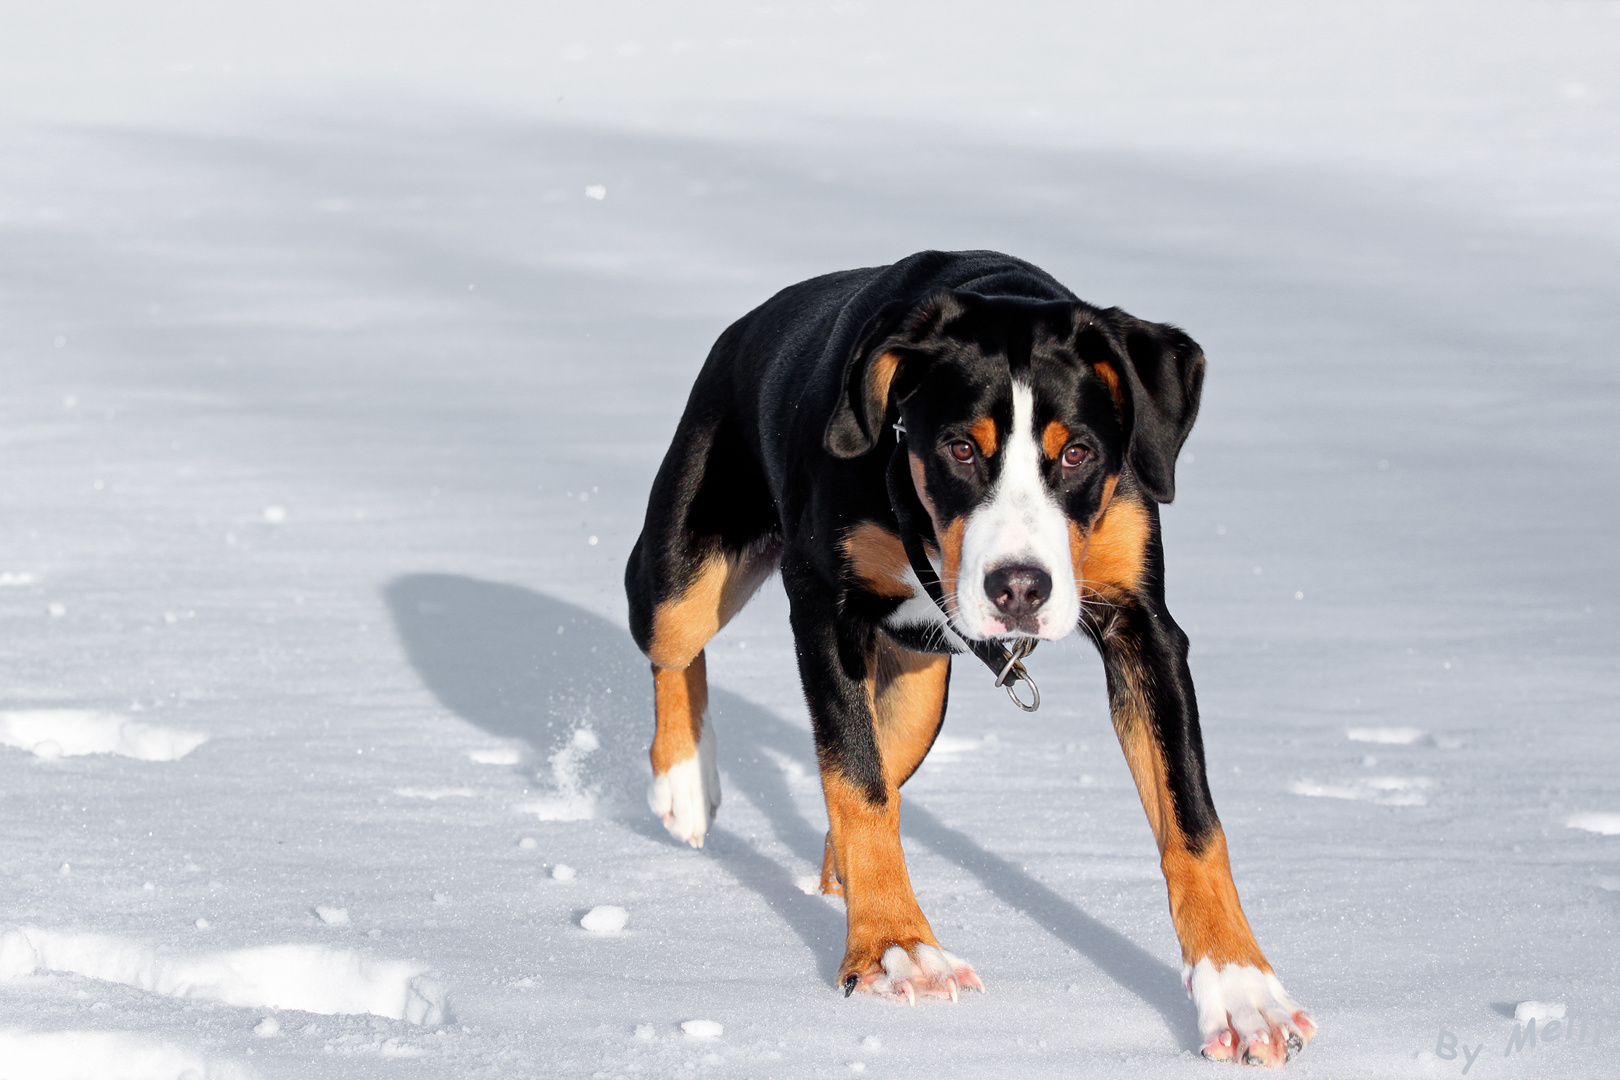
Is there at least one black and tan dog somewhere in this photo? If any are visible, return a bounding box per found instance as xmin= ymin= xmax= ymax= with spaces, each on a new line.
xmin=624 ymin=250 xmax=1315 ymax=1065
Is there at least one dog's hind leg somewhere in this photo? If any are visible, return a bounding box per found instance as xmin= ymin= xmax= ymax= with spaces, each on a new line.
xmin=626 ymin=402 xmax=781 ymax=847
xmin=635 ymin=544 xmax=777 ymax=846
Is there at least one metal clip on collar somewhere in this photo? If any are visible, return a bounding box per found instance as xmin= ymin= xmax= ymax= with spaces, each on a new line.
xmin=994 ymin=638 xmax=1040 ymax=712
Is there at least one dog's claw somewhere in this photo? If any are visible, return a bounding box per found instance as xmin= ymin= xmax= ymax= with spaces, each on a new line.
xmin=843 ymin=974 xmax=859 ymax=997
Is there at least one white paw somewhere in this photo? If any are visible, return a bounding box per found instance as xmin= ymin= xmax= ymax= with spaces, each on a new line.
xmin=1184 ymin=960 xmax=1315 ymax=1067
xmin=648 ymin=727 xmax=720 ymax=847
xmin=847 ymin=944 xmax=984 ymax=1005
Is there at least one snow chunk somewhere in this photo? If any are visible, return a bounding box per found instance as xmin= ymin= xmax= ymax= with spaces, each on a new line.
xmin=1566 ymin=812 xmax=1620 ymax=835
xmin=467 ymin=748 xmax=521 ymax=765
xmin=681 ymin=1019 xmax=722 ymax=1039
xmin=0 ymin=926 xmax=450 ymax=1025
xmin=0 ymin=711 xmax=208 ymax=761
xmin=1346 ymin=727 xmax=1427 ymax=745
xmin=551 ymin=864 xmax=576 ymax=882
xmin=634 ymin=1024 xmax=656 ymax=1041
xmin=316 ymin=907 xmax=350 ymax=926
xmin=254 ymin=1016 xmax=280 ymax=1037
xmin=579 ymin=906 xmax=627 ymax=934
xmin=0 ymin=1028 xmax=254 ymax=1080
xmin=1514 ymin=1000 xmax=1565 ymax=1023
xmin=0 ymin=572 xmax=35 ymax=587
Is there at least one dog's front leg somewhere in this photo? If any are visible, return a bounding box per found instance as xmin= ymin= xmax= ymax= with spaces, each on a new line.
xmin=1091 ymin=581 xmax=1315 ymax=1065
xmin=783 ymin=559 xmax=982 ymax=1004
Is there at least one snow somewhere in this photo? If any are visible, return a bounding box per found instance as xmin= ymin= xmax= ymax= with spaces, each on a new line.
xmin=2 ymin=1 xmax=1618 ymax=1077
xmin=0 ymin=1029 xmax=255 ymax=1080
xmin=1565 ymin=813 xmax=1620 ymax=837
xmin=0 ymin=711 xmax=208 ymax=761
xmin=1514 ymin=1000 xmax=1566 ymax=1023
xmin=681 ymin=1019 xmax=724 ymax=1039
xmin=579 ymin=906 xmax=629 ymax=935
xmin=0 ymin=927 xmax=449 ymax=1025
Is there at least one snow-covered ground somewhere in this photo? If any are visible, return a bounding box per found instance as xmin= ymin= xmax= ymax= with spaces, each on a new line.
xmin=2 ymin=2 xmax=1618 ymax=1077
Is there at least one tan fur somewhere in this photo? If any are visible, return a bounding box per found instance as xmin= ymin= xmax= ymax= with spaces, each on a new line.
xmin=1070 ymin=477 xmax=1151 ymax=596
xmin=969 ymin=416 xmax=998 ymax=458
xmin=868 ymin=635 xmax=950 ymax=789
xmin=820 ymin=635 xmax=949 ymax=895
xmin=868 ymin=351 xmax=902 ymax=418
xmin=650 ymin=653 xmax=708 ymax=774
xmin=1042 ymin=420 xmax=1071 ymax=460
xmin=647 ymin=547 xmax=776 ymax=671
xmin=1162 ymin=831 xmax=1270 ymax=969
xmin=841 ymin=522 xmax=915 ymax=599
xmin=822 ymin=771 xmax=939 ymax=983
xmin=1111 ymin=640 xmax=1270 ymax=971
xmin=1093 ymin=359 xmax=1123 ymax=405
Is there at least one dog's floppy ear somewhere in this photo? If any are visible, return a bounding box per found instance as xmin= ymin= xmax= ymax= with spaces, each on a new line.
xmin=1103 ymin=313 xmax=1205 ymax=503
xmin=824 ymin=291 xmax=959 ymax=459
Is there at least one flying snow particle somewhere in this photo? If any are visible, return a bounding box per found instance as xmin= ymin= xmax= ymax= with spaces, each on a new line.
xmin=263 ymin=505 xmax=287 ymax=524
xmin=681 ymin=1020 xmax=722 ymax=1039
xmin=518 ymin=837 xmax=538 ymax=850
xmin=585 ymin=185 xmax=607 ymax=201
xmin=552 ymin=864 xmax=576 ymax=882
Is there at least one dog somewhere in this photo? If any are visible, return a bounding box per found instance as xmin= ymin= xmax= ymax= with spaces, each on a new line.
xmin=624 ymin=250 xmax=1315 ymax=1065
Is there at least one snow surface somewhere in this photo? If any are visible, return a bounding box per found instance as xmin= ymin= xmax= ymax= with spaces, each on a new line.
xmin=2 ymin=1 xmax=1618 ymax=1077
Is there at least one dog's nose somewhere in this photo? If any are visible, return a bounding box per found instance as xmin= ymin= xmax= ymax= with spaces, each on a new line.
xmin=984 ymin=564 xmax=1052 ymax=622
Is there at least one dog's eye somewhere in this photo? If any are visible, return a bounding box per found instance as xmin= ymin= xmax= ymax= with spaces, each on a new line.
xmin=948 ymin=441 xmax=976 ymax=464
xmin=1061 ymin=444 xmax=1089 ymax=468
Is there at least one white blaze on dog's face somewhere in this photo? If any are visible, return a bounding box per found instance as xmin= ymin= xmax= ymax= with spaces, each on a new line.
xmin=952 ymin=381 xmax=1079 ymax=639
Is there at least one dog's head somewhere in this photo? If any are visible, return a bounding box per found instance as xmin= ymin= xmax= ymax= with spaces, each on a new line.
xmin=825 ymin=289 xmax=1203 ymax=642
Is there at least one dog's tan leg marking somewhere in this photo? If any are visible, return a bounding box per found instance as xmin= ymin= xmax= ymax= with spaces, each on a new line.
xmin=821 ymin=636 xmax=979 ymax=1003
xmin=646 ymin=546 xmax=777 ymax=847
xmin=818 ymin=635 xmax=949 ymax=894
xmin=1109 ymin=635 xmax=1314 ymax=1065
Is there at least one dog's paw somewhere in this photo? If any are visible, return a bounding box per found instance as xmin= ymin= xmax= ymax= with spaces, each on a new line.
xmin=841 ymin=942 xmax=984 ymax=1005
xmin=648 ymin=727 xmax=720 ymax=847
xmin=1185 ymin=960 xmax=1315 ymax=1067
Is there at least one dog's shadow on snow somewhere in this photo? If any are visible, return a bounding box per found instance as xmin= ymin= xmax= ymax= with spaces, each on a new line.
xmin=385 ymin=572 xmax=1196 ymax=1049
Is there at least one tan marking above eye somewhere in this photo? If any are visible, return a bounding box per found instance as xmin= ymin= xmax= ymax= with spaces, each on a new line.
xmin=1042 ymin=420 xmax=1072 ymax=459
xmin=968 ymin=416 xmax=997 ymax=457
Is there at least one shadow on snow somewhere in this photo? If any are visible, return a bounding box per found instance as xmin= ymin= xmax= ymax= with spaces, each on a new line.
xmin=384 ymin=571 xmax=1196 ymax=1049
